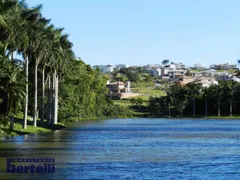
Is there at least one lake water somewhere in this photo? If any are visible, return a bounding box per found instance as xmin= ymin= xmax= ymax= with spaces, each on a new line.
xmin=1 ymin=118 xmax=240 ymax=180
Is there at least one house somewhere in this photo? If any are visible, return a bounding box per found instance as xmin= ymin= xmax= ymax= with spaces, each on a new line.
xmin=172 ymin=62 xmax=186 ymax=69
xmin=176 ymin=76 xmax=195 ymax=85
xmin=150 ymin=68 xmax=161 ymax=77
xmin=106 ymin=81 xmax=138 ymax=99
xmin=193 ymin=77 xmax=218 ymax=88
xmin=215 ymin=72 xmax=232 ymax=81
xmin=106 ymin=81 xmax=127 ymax=93
xmin=115 ymin=64 xmax=129 ymax=70
xmin=176 ymin=76 xmax=218 ymax=87
xmin=194 ymin=63 xmax=204 ymax=69
xmin=102 ymin=65 xmax=115 ymax=73
xmin=210 ymin=63 xmax=237 ymax=70
xmin=92 ymin=65 xmax=115 ymax=73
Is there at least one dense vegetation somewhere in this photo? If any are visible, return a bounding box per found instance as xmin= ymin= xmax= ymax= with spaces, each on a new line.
xmin=148 ymin=81 xmax=240 ymax=117
xmin=0 ymin=0 xmax=131 ymax=136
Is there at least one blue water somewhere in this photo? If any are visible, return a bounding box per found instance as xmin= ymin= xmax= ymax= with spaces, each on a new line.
xmin=1 ymin=118 xmax=240 ymax=179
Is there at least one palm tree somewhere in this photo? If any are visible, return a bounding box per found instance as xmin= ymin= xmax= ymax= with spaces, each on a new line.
xmin=0 ymin=57 xmax=25 ymax=130
xmin=171 ymin=85 xmax=188 ymax=117
xmin=211 ymin=85 xmax=223 ymax=117
xmin=187 ymin=83 xmax=201 ymax=117
xmin=202 ymin=87 xmax=210 ymax=117
xmin=19 ymin=5 xmax=44 ymax=129
xmin=223 ymin=81 xmax=236 ymax=117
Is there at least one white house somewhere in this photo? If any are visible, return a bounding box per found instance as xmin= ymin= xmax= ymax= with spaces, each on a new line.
xmin=150 ymin=68 xmax=161 ymax=77
xmin=215 ymin=72 xmax=232 ymax=81
xmin=115 ymin=64 xmax=129 ymax=70
xmin=193 ymin=63 xmax=204 ymax=69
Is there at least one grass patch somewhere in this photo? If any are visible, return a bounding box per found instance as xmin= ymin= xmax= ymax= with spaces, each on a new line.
xmin=131 ymin=87 xmax=166 ymax=97
xmin=1 ymin=113 xmax=66 ymax=138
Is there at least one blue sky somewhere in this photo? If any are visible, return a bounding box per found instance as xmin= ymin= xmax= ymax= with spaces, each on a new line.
xmin=28 ymin=0 xmax=240 ymax=67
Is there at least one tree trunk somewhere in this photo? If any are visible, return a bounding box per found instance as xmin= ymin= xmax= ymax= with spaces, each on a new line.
xmin=33 ymin=62 xmax=38 ymax=127
xmin=51 ymin=72 xmax=55 ymax=125
xmin=47 ymin=75 xmax=51 ymax=125
xmin=193 ymin=98 xmax=195 ymax=117
xmin=41 ymin=67 xmax=45 ymax=126
xmin=218 ymin=98 xmax=220 ymax=117
xmin=205 ymin=98 xmax=208 ymax=117
xmin=168 ymin=102 xmax=171 ymax=117
xmin=54 ymin=71 xmax=58 ymax=124
xmin=23 ymin=54 xmax=28 ymax=129
xmin=229 ymin=100 xmax=232 ymax=117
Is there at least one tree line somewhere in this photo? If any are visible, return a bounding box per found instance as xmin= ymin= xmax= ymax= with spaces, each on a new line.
xmin=0 ymin=0 xmax=131 ymax=133
xmin=148 ymin=81 xmax=240 ymax=117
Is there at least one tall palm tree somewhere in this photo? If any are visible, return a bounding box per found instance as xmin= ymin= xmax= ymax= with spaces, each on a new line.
xmin=211 ymin=85 xmax=223 ymax=117
xmin=19 ymin=5 xmax=44 ymax=129
xmin=171 ymin=85 xmax=188 ymax=117
xmin=223 ymin=81 xmax=236 ymax=117
xmin=20 ymin=6 xmax=50 ymax=128
xmin=202 ymin=87 xmax=210 ymax=117
xmin=187 ymin=83 xmax=201 ymax=117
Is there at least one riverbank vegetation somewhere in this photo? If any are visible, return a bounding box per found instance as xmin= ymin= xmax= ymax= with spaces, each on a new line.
xmin=0 ymin=0 xmax=131 ymax=137
xmin=148 ymin=81 xmax=240 ymax=117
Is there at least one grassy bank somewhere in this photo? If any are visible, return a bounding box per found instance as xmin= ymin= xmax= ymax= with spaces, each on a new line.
xmin=0 ymin=113 xmax=65 ymax=138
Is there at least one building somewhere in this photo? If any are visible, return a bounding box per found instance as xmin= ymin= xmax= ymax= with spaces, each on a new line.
xmin=106 ymin=81 xmax=139 ymax=99
xmin=193 ymin=77 xmax=218 ymax=88
xmin=172 ymin=62 xmax=186 ymax=69
xmin=106 ymin=81 xmax=126 ymax=94
xmin=176 ymin=76 xmax=195 ymax=85
xmin=161 ymin=64 xmax=177 ymax=75
xmin=92 ymin=65 xmax=115 ymax=73
xmin=215 ymin=72 xmax=232 ymax=81
xmin=115 ymin=64 xmax=129 ymax=70
xmin=176 ymin=76 xmax=218 ymax=87
xmin=150 ymin=68 xmax=161 ymax=77
xmin=210 ymin=63 xmax=237 ymax=70
xmin=102 ymin=65 xmax=115 ymax=73
xmin=193 ymin=63 xmax=204 ymax=69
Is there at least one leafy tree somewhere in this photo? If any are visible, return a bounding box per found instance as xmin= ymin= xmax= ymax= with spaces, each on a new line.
xmin=187 ymin=83 xmax=201 ymax=116
xmin=162 ymin=59 xmax=170 ymax=66
xmin=170 ymin=84 xmax=188 ymax=116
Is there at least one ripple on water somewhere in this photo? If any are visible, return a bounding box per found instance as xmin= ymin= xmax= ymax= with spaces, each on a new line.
xmin=1 ymin=118 xmax=240 ymax=180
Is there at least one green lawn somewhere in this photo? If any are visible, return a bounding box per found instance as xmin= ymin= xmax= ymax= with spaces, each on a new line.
xmin=11 ymin=123 xmax=52 ymax=136
xmin=1 ymin=113 xmax=65 ymax=137
xmin=113 ymin=99 xmax=132 ymax=107
xmin=131 ymin=87 xmax=166 ymax=97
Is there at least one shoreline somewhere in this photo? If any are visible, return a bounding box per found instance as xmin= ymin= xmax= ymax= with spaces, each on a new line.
xmin=1 ymin=115 xmax=240 ymax=138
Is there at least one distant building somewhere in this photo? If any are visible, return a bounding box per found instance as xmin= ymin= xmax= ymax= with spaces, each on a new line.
xmin=92 ymin=65 xmax=115 ymax=73
xmin=193 ymin=77 xmax=218 ymax=88
xmin=106 ymin=81 xmax=138 ymax=99
xmin=215 ymin=72 xmax=232 ymax=81
xmin=106 ymin=81 xmax=126 ymax=94
xmin=176 ymin=76 xmax=218 ymax=87
xmin=115 ymin=64 xmax=129 ymax=70
xmin=194 ymin=63 xmax=204 ymax=68
xmin=210 ymin=63 xmax=237 ymax=70
xmin=176 ymin=76 xmax=195 ymax=85
xmin=171 ymin=62 xmax=186 ymax=69
xmin=150 ymin=68 xmax=161 ymax=77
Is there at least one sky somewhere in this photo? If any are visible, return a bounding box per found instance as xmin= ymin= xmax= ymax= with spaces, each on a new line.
xmin=28 ymin=0 xmax=240 ymax=67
